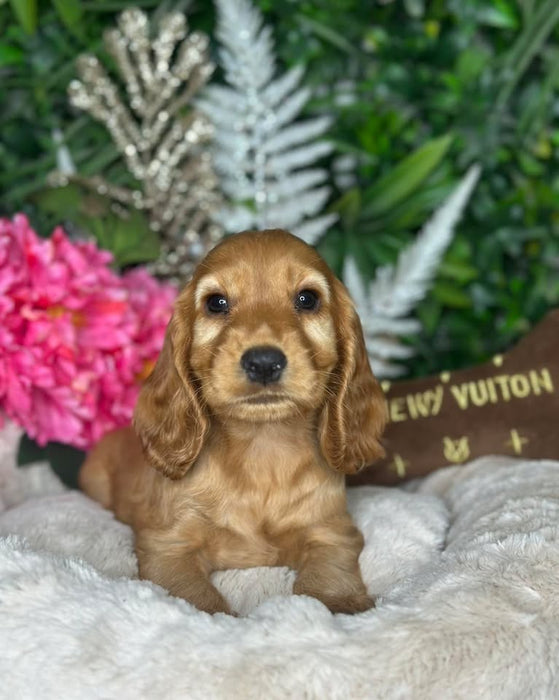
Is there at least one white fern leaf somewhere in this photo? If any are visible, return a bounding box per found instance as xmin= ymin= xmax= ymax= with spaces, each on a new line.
xmin=370 ymin=164 xmax=481 ymax=318
xmin=263 ymin=117 xmax=333 ymax=155
xmin=366 ymin=316 xmax=422 ymax=336
xmin=367 ymin=337 xmax=416 ymax=360
xmin=271 ymin=87 xmax=312 ymax=130
xmin=369 ymin=357 xmax=409 ymax=379
xmin=265 ymin=187 xmax=331 ymax=228
xmin=262 ymin=65 xmax=305 ymax=107
xmin=200 ymin=0 xmax=336 ymax=241
xmin=216 ymin=0 xmax=275 ymax=90
xmin=212 ymin=139 xmax=251 ymax=166
xmin=291 ymin=214 xmax=338 ymax=245
xmin=220 ymin=176 xmax=253 ymax=200
xmin=266 ymin=141 xmax=333 ymax=175
xmin=247 ymin=169 xmax=328 ymax=203
xmin=197 ymin=85 xmax=239 ymax=111
xmin=344 ymin=164 xmax=481 ymax=377
xmin=333 ymin=152 xmax=358 ymax=190
xmin=343 ymin=255 xmax=368 ymax=307
xmin=214 ymin=205 xmax=254 ymax=232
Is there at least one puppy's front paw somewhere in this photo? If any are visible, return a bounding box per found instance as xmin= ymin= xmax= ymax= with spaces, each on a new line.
xmin=196 ymin=598 xmax=234 ymax=616
xmin=326 ymin=594 xmax=375 ymax=615
xmin=189 ymin=590 xmax=235 ymax=615
xmin=320 ymin=593 xmax=376 ymax=615
xmin=169 ymin=581 xmax=233 ymax=615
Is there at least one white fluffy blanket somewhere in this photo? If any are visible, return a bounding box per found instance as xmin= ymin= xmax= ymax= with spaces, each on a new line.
xmin=1 ymin=421 xmax=558 ymax=699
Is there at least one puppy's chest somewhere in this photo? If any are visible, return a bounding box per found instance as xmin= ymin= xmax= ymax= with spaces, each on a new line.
xmin=192 ymin=450 xmax=337 ymax=568
xmin=213 ymin=461 xmax=320 ymax=531
xmin=205 ymin=484 xmax=318 ymax=569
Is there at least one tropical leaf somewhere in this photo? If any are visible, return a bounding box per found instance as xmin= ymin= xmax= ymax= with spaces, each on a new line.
xmin=361 ymin=134 xmax=453 ymax=220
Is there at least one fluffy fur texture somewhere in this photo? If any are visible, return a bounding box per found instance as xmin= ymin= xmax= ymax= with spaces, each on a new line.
xmin=1 ymin=421 xmax=559 ymax=698
xmin=80 ymin=230 xmax=387 ymax=615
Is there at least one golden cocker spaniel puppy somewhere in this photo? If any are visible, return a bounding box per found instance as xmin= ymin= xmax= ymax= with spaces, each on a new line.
xmin=80 ymin=229 xmax=387 ymax=615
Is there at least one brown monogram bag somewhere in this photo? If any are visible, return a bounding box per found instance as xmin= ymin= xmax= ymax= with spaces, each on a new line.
xmin=349 ymin=309 xmax=559 ymax=487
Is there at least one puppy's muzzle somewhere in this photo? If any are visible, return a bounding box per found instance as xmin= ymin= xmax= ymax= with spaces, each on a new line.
xmin=241 ymin=346 xmax=287 ymax=385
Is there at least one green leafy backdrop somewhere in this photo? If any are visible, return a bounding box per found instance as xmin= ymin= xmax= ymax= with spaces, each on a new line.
xmin=2 ymin=0 xmax=559 ymax=381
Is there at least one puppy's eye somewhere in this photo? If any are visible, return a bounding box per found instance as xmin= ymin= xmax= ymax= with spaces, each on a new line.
xmin=206 ymin=294 xmax=229 ymax=315
xmin=295 ymin=289 xmax=320 ymax=312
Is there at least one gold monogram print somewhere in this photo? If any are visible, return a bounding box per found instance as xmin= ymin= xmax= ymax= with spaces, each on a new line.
xmin=443 ymin=436 xmax=471 ymax=463
xmin=389 ymin=454 xmax=408 ymax=477
xmin=388 ymin=367 xmax=554 ymax=424
xmin=505 ymin=429 xmax=529 ymax=455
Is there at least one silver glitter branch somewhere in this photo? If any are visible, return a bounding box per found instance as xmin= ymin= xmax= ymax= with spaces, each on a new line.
xmin=64 ymin=8 xmax=224 ymax=280
xmin=199 ymin=0 xmax=337 ymax=245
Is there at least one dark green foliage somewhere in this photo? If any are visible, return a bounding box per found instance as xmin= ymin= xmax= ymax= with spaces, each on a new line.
xmin=1 ymin=0 xmax=558 ymax=379
xmin=261 ymin=0 xmax=559 ymax=375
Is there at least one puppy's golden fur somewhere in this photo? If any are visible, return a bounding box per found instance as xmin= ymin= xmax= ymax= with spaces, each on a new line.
xmin=80 ymin=230 xmax=387 ymax=615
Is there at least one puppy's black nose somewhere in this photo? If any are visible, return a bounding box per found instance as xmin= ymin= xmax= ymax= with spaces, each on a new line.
xmin=241 ymin=346 xmax=287 ymax=385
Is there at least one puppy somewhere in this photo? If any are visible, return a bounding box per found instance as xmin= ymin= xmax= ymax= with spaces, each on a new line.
xmin=80 ymin=229 xmax=387 ymax=615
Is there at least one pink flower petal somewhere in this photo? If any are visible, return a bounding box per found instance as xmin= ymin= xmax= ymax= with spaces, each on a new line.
xmin=0 ymin=214 xmax=178 ymax=448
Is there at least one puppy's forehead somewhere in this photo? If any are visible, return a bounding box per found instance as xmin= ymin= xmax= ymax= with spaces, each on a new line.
xmin=193 ymin=230 xmax=332 ymax=300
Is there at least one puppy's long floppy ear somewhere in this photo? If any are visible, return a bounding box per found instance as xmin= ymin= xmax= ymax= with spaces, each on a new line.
xmin=133 ymin=292 xmax=208 ymax=480
xmin=319 ymin=279 xmax=388 ymax=474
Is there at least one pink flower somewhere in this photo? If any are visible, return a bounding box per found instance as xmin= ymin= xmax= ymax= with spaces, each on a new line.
xmin=0 ymin=214 xmax=177 ymax=449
